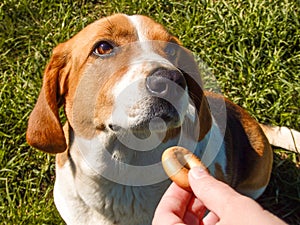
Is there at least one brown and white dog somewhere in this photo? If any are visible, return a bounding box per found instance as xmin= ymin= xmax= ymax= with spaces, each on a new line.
xmin=26 ymin=14 xmax=299 ymax=225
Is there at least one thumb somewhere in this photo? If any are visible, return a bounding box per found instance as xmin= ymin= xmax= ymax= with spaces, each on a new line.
xmin=188 ymin=167 xmax=241 ymax=217
xmin=188 ymin=167 xmax=288 ymax=225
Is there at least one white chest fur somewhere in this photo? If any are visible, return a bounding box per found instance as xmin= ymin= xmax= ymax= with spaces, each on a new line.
xmin=54 ymin=147 xmax=171 ymax=225
xmin=54 ymin=162 xmax=171 ymax=225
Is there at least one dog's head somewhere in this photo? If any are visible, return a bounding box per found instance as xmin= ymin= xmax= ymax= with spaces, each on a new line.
xmin=26 ymin=14 xmax=212 ymax=156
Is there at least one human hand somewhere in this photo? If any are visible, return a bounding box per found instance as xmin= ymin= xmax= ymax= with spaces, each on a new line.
xmin=153 ymin=167 xmax=287 ymax=225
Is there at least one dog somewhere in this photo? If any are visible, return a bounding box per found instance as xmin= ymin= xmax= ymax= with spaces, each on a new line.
xmin=26 ymin=14 xmax=299 ymax=225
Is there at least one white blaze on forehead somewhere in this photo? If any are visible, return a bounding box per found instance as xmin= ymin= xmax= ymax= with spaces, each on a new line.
xmin=128 ymin=15 xmax=149 ymax=42
xmin=128 ymin=15 xmax=174 ymax=69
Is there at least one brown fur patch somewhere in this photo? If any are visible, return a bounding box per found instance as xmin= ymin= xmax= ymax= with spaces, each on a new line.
xmin=205 ymin=91 xmax=273 ymax=191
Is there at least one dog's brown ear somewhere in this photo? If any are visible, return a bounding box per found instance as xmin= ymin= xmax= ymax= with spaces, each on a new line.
xmin=175 ymin=46 xmax=212 ymax=140
xmin=26 ymin=43 xmax=69 ymax=153
xmin=185 ymin=72 xmax=212 ymax=141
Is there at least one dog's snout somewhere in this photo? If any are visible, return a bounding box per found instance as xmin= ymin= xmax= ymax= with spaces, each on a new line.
xmin=145 ymin=69 xmax=186 ymax=97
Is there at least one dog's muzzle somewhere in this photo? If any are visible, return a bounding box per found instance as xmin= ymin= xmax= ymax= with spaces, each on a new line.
xmin=136 ymin=68 xmax=187 ymax=131
xmin=108 ymin=67 xmax=188 ymax=135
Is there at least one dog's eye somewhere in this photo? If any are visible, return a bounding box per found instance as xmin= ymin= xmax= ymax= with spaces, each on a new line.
xmin=165 ymin=45 xmax=177 ymax=58
xmin=93 ymin=41 xmax=114 ymax=56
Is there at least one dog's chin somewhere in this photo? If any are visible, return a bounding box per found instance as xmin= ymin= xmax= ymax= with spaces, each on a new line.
xmin=137 ymin=119 xmax=181 ymax=138
xmin=104 ymin=109 xmax=184 ymax=167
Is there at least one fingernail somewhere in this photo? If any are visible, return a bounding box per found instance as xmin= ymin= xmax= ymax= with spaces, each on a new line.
xmin=190 ymin=167 xmax=206 ymax=180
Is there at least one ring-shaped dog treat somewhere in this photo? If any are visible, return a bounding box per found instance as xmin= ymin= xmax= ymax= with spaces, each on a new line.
xmin=162 ymin=146 xmax=207 ymax=192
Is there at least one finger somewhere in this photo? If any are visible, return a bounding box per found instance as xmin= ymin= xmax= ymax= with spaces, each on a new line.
xmin=187 ymin=197 xmax=206 ymax=216
xmin=183 ymin=197 xmax=207 ymax=225
xmin=203 ymin=211 xmax=219 ymax=225
xmin=153 ymin=182 xmax=192 ymax=224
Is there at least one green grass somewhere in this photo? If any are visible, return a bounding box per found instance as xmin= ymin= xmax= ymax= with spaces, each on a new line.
xmin=0 ymin=0 xmax=299 ymax=224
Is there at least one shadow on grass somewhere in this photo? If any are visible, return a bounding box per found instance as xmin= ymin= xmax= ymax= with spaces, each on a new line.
xmin=258 ymin=150 xmax=300 ymax=225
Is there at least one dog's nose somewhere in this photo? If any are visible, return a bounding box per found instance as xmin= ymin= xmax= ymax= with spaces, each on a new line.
xmin=146 ymin=68 xmax=186 ymax=97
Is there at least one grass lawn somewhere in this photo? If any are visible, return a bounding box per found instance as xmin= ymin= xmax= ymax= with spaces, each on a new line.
xmin=1 ymin=0 xmax=299 ymax=224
